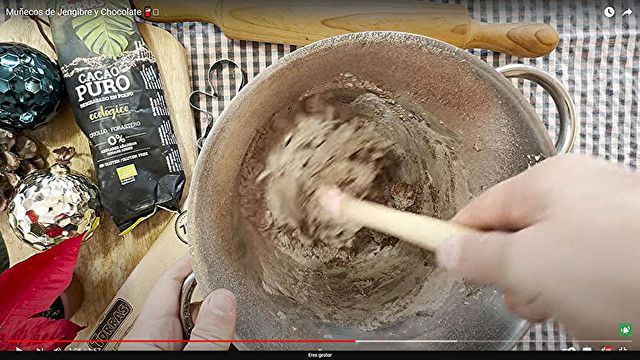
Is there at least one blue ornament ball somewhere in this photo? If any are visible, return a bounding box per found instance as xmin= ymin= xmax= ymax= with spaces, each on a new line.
xmin=0 ymin=43 xmax=65 ymax=131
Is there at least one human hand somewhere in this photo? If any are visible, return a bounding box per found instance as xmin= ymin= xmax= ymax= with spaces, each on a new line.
xmin=436 ymin=154 xmax=640 ymax=342
xmin=121 ymin=256 xmax=237 ymax=350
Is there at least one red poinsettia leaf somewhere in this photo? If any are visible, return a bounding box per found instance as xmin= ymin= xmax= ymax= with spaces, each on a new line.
xmin=0 ymin=234 xmax=83 ymax=338
xmin=0 ymin=316 xmax=84 ymax=351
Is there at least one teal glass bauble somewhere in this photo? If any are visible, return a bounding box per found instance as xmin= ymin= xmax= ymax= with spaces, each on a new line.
xmin=0 ymin=43 xmax=64 ymax=131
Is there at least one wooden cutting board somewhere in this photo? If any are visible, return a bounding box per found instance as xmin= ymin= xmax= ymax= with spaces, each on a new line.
xmin=0 ymin=16 xmax=197 ymax=329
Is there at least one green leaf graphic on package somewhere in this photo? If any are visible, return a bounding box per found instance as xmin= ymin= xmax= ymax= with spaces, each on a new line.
xmin=71 ymin=0 xmax=135 ymax=57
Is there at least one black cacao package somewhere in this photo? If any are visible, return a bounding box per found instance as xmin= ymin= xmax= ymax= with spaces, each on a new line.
xmin=48 ymin=0 xmax=185 ymax=234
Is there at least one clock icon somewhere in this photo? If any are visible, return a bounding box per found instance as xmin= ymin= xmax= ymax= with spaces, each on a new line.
xmin=604 ymin=6 xmax=616 ymax=17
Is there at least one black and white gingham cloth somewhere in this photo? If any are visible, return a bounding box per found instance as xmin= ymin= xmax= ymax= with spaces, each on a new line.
xmin=3 ymin=0 xmax=638 ymax=351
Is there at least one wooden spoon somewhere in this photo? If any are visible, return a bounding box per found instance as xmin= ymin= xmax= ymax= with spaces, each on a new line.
xmin=318 ymin=186 xmax=473 ymax=251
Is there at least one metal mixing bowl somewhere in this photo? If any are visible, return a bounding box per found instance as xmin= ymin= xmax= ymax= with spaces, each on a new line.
xmin=184 ymin=32 xmax=575 ymax=350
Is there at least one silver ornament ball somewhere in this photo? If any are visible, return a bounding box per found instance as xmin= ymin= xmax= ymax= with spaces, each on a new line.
xmin=8 ymin=149 xmax=101 ymax=250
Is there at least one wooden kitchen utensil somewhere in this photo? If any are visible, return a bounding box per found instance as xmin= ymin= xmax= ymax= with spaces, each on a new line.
xmin=134 ymin=0 xmax=559 ymax=58
xmin=319 ymin=187 xmax=472 ymax=251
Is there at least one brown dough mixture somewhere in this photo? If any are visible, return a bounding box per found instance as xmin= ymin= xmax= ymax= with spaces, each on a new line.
xmin=237 ymin=74 xmax=472 ymax=331
xmin=260 ymin=93 xmax=392 ymax=249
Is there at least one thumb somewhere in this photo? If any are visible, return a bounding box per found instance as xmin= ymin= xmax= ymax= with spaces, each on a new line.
xmin=184 ymin=289 xmax=237 ymax=351
xmin=436 ymin=232 xmax=515 ymax=288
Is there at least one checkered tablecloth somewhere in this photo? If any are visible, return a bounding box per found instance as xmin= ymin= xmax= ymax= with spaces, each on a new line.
xmin=3 ymin=0 xmax=638 ymax=351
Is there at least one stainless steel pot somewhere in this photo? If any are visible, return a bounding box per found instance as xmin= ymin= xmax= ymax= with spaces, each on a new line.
xmin=182 ymin=32 xmax=576 ymax=350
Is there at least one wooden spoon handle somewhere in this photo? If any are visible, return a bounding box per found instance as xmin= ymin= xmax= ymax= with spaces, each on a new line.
xmin=340 ymin=196 xmax=473 ymax=251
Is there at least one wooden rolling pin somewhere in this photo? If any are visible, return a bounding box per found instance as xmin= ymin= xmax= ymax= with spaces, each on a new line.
xmin=318 ymin=187 xmax=473 ymax=251
xmin=133 ymin=0 xmax=559 ymax=57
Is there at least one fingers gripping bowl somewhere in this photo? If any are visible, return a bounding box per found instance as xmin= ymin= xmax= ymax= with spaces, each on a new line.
xmin=185 ymin=32 xmax=575 ymax=350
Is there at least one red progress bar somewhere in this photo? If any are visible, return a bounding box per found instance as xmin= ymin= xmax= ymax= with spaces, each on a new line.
xmin=10 ymin=339 xmax=356 ymax=343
